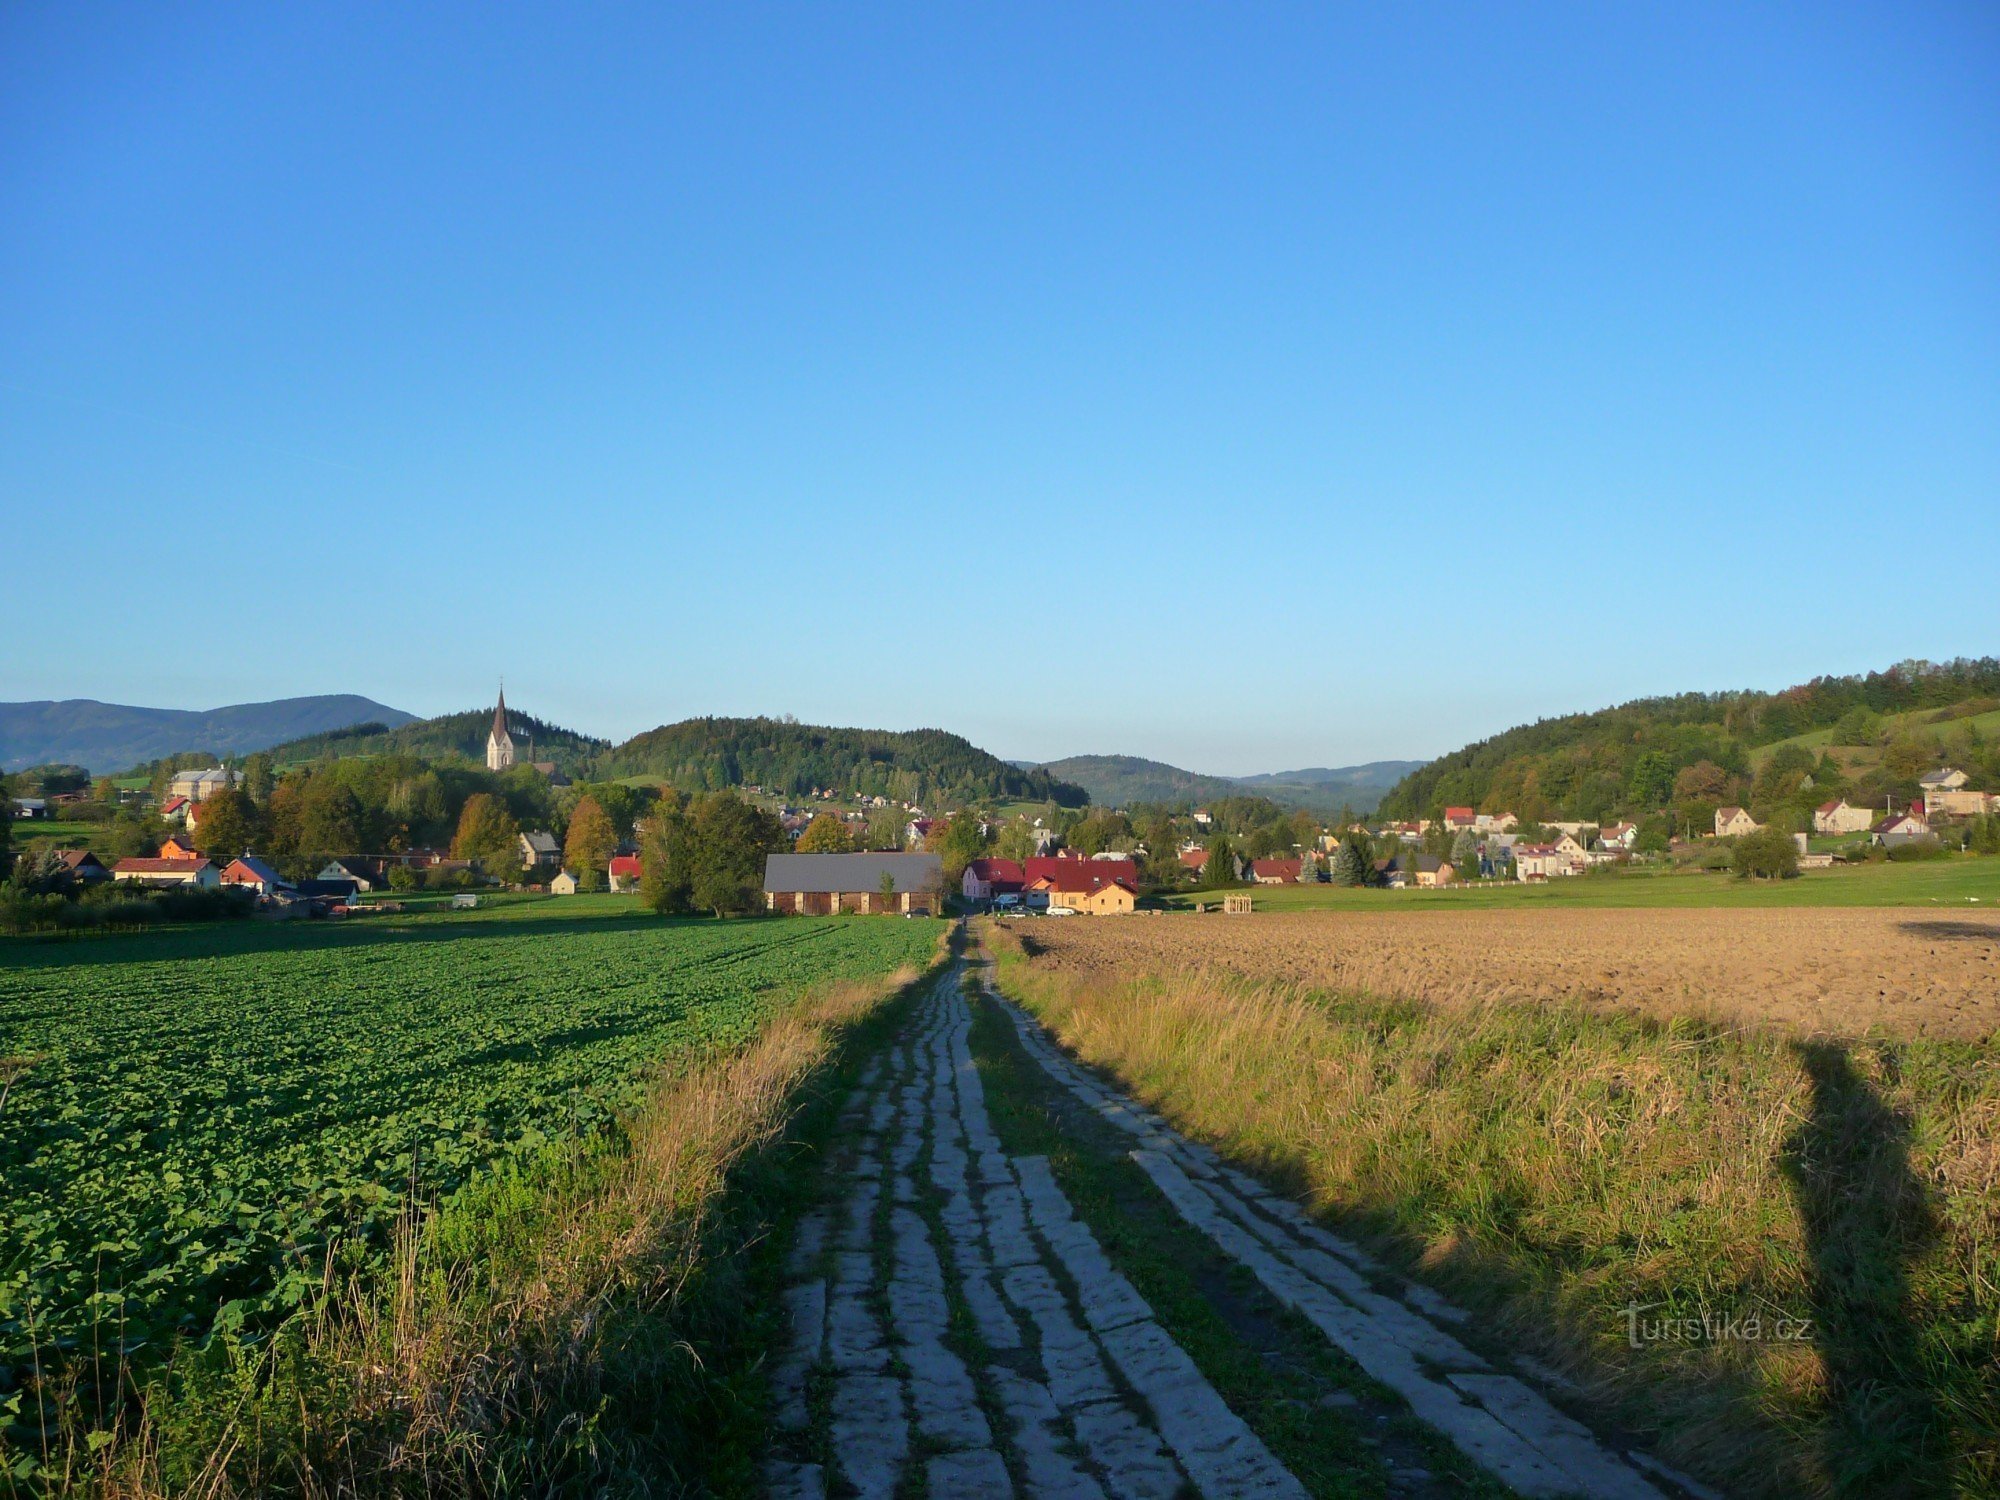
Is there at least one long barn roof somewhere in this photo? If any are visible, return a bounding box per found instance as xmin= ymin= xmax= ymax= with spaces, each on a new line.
xmin=763 ymin=852 xmax=942 ymax=893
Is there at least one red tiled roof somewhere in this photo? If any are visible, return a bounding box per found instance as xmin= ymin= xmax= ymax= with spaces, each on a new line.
xmin=114 ymin=857 xmax=212 ymax=874
xmin=966 ymin=858 xmax=1026 ymax=884
xmin=1444 ymin=807 xmax=1474 ymax=821
xmin=609 ymin=855 xmax=642 ymax=878
xmin=1179 ymin=848 xmax=1209 ymax=869
xmin=1024 ymin=855 xmax=1137 ymax=892
xmin=161 ymin=796 xmax=189 ymax=813
xmin=1251 ymin=858 xmax=1301 ymax=881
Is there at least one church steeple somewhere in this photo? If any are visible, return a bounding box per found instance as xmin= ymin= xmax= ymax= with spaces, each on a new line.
xmin=486 ymin=684 xmax=516 ymax=772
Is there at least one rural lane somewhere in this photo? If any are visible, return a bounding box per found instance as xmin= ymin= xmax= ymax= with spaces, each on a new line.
xmin=764 ymin=956 xmax=1700 ymax=1499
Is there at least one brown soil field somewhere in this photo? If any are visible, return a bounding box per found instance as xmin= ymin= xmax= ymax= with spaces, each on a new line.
xmin=1012 ymin=906 xmax=2000 ymax=1040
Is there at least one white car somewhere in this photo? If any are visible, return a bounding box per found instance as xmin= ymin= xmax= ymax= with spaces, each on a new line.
xmin=1045 ymin=905 xmax=1078 ymax=917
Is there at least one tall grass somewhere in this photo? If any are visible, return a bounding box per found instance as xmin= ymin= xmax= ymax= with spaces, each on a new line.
xmin=986 ymin=922 xmax=1998 ymax=1497
xmin=17 ymin=946 xmax=946 ymax=1498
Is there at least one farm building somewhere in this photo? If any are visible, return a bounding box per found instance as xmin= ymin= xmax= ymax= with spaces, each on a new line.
xmin=220 ymin=856 xmax=288 ymax=895
xmin=316 ymin=858 xmax=377 ymax=891
xmin=608 ymin=854 xmax=643 ymax=892
xmin=113 ymin=856 xmax=220 ymax=888
xmin=54 ymin=850 xmax=112 ymax=884
xmin=762 ymin=852 xmax=945 ymax=915
xmin=550 ymin=870 xmax=580 ymax=895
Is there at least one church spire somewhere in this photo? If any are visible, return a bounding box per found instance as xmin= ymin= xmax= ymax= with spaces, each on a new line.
xmin=486 ymin=683 xmax=516 ymax=772
xmin=492 ymin=682 xmax=508 ymax=741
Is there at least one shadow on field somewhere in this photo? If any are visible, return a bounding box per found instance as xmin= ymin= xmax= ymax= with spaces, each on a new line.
xmin=1896 ymin=918 xmax=2000 ymax=945
xmin=1779 ymin=1041 xmax=1949 ymax=1491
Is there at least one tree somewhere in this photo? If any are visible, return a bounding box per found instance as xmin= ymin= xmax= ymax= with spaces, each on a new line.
xmin=687 ymin=793 xmax=786 ymax=916
xmin=926 ymin=812 xmax=988 ymax=881
xmin=193 ymin=786 xmax=257 ymax=860
xmin=564 ymin=795 xmax=617 ymax=890
xmin=243 ymin=753 xmax=276 ymax=803
xmin=1733 ymin=826 xmax=1799 ymax=880
xmin=1627 ymin=750 xmax=1675 ymax=810
xmin=453 ymin=792 xmax=522 ymax=879
xmin=994 ymin=817 xmax=1038 ymax=863
xmin=1672 ymin=760 xmax=1733 ymax=805
xmin=798 ymin=813 xmax=853 ymax=852
xmin=1200 ymin=836 xmax=1235 ymax=887
xmin=878 ymin=870 xmax=899 ymax=914
xmin=639 ymin=806 xmax=692 ymax=914
xmin=1450 ymin=828 xmax=1478 ymax=876
xmin=1331 ymin=833 xmax=1372 ymax=887
xmin=0 ymin=774 xmax=11 ymax=875
xmin=299 ymin=779 xmax=365 ymax=860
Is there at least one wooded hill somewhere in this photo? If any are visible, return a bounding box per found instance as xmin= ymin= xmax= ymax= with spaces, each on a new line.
xmin=249 ymin=710 xmax=610 ymax=774
xmin=1028 ymin=754 xmax=1423 ymax=814
xmin=1378 ymin=657 xmax=2000 ymax=827
xmin=601 ymin=718 xmax=1089 ymax=809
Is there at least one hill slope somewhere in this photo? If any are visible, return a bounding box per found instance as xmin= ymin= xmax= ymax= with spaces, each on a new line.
xmin=1377 ymin=656 xmax=2000 ymax=824
xmin=255 ymin=708 xmax=610 ymax=773
xmin=0 ymin=695 xmax=417 ymax=774
xmin=603 ymin=718 xmax=1088 ymax=808
xmin=1032 ymin=755 xmax=1424 ymax=813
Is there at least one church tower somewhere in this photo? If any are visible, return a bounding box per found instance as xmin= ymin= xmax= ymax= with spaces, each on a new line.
xmin=486 ymin=686 xmax=516 ymax=772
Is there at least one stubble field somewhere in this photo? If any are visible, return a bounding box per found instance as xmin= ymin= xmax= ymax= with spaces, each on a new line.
xmin=1012 ymin=904 xmax=2000 ymax=1039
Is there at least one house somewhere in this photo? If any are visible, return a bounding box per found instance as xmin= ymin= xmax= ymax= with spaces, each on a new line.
xmin=1191 ymin=809 xmax=1212 ymax=828
xmin=962 ymin=858 xmax=1026 ymax=903
xmin=763 ymin=852 xmax=944 ymax=915
xmin=1413 ymin=853 xmax=1455 ymax=888
xmin=905 ymin=818 xmax=934 ymax=848
xmin=1921 ymin=770 xmax=1997 ymax=818
xmin=1512 ymin=844 xmax=1576 ymax=881
xmin=518 ymin=830 xmax=561 ymax=868
xmin=1919 ymin=767 xmax=1970 ymax=795
xmin=1872 ymin=812 xmax=1933 ymax=848
xmin=1024 ymin=855 xmax=1140 ymax=913
xmin=220 ymin=856 xmax=288 ymax=895
xmin=1073 ymin=879 xmax=1138 ymax=915
xmin=549 ymin=870 xmax=580 ymax=895
xmin=113 ymin=856 xmax=219 ymax=888
xmin=1598 ymin=822 xmax=1639 ymax=851
xmin=1442 ymin=807 xmax=1476 ymax=832
xmin=1179 ymin=847 xmax=1210 ymax=874
xmin=159 ymin=795 xmax=191 ymax=824
xmin=166 ymin=767 xmax=238 ymax=802
xmin=316 ymin=858 xmax=377 ymax=892
xmin=10 ymin=797 xmax=48 ymax=820
xmin=159 ymin=833 xmax=204 ymax=861
xmin=608 ymin=854 xmax=643 ymax=892
xmin=1552 ymin=833 xmax=1590 ymax=863
xmin=1250 ymin=858 xmax=1301 ymax=885
xmin=1715 ymin=806 xmax=1761 ymax=838
xmin=54 ymin=850 xmax=112 ymax=884
xmin=1813 ymin=799 xmax=1876 ymax=836
xmin=1473 ymin=811 xmax=1518 ymax=833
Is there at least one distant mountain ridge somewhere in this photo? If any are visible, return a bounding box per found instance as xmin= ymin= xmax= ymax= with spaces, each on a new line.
xmin=1026 ymin=754 xmax=1425 ymax=813
xmin=0 ymin=695 xmax=418 ymax=773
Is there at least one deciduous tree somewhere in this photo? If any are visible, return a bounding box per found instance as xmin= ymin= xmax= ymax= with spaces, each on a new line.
xmin=797 ymin=813 xmax=853 ymax=852
xmin=563 ymin=796 xmax=617 ymax=890
xmin=453 ymin=792 xmax=522 ymax=879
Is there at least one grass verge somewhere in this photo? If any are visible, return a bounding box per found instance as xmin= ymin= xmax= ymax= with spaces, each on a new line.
xmin=984 ymin=921 xmax=1999 ymax=1498
xmin=15 ymin=935 xmax=952 ymax=1498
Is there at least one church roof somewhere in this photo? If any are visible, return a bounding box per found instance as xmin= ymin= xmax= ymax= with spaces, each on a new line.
xmin=491 ymin=688 xmax=511 ymax=741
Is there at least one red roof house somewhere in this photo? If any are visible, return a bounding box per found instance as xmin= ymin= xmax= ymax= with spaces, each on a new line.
xmin=962 ymin=857 xmax=1026 ymax=900
xmin=1443 ymin=807 xmax=1476 ymax=830
xmin=1250 ymin=858 xmax=1302 ymax=884
xmin=608 ymin=854 xmax=644 ymax=892
xmin=1024 ymin=855 xmax=1139 ymax=895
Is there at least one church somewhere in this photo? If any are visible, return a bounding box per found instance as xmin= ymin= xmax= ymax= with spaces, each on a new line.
xmin=486 ymin=688 xmax=516 ymax=771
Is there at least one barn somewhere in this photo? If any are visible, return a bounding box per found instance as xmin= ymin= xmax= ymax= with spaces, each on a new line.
xmin=762 ymin=852 xmax=945 ymax=915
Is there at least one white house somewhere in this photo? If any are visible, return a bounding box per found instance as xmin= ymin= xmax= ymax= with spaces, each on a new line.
xmin=113 ymin=856 xmax=220 ymax=888
xmin=1513 ymin=844 xmax=1577 ymax=881
xmin=1598 ymin=822 xmax=1639 ymax=851
xmin=1813 ymin=799 xmax=1875 ymax=836
xmin=549 ymin=870 xmax=579 ymax=895
xmin=1715 ymin=806 xmax=1761 ymax=838
xmin=166 ymin=767 xmax=238 ymax=802
xmin=316 ymin=858 xmax=377 ymax=892
xmin=1872 ymin=812 xmax=1932 ymax=848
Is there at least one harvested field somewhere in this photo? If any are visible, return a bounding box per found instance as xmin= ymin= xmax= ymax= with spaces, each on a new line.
xmin=1013 ymin=905 xmax=2000 ymax=1040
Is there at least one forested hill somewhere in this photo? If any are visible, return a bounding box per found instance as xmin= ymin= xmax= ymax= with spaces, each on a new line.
xmin=254 ymin=709 xmax=609 ymax=772
xmin=1028 ymin=755 xmax=1424 ymax=813
xmin=1377 ymin=657 xmax=2000 ymax=825
xmin=1 ymin=695 xmax=416 ymax=774
xmin=601 ymin=718 xmax=1089 ymax=808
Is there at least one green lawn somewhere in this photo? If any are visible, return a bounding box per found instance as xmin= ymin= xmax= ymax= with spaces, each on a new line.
xmin=1160 ymin=856 xmax=2000 ymax=911
xmin=1749 ymin=704 xmax=2000 ymax=768
xmin=5 ymin=818 xmax=108 ymax=851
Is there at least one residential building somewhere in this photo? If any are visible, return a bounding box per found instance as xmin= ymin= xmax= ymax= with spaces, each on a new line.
xmin=1413 ymin=853 xmax=1455 ymax=887
xmin=159 ymin=833 xmax=204 ymax=861
xmin=1024 ymin=855 xmax=1139 ymax=913
xmin=166 ymin=767 xmax=238 ymax=802
xmin=962 ymin=858 xmax=1026 ymax=903
xmin=220 ymin=856 xmax=288 ymax=895
xmin=317 ymin=858 xmax=377 ymax=892
xmin=159 ymin=795 xmax=191 ymax=824
xmin=1715 ymin=806 xmax=1761 ymax=838
xmin=113 ymin=856 xmax=219 ymax=888
xmin=1442 ymin=807 xmax=1476 ymax=832
xmin=1473 ymin=812 xmax=1518 ymax=832
xmin=486 ymin=687 xmax=516 ymax=772
xmin=1813 ymin=799 xmax=1876 ymax=836
xmin=1250 ymin=858 xmax=1301 ymax=885
xmin=295 ymin=878 xmax=361 ymax=905
xmin=1918 ymin=767 xmax=1970 ymax=795
xmin=608 ymin=854 xmax=643 ymax=892
xmin=762 ymin=852 xmax=945 ymax=915
xmin=1074 ymin=880 xmax=1138 ymax=915
xmin=54 ymin=850 xmax=112 ymax=884
xmin=1872 ymin=812 xmax=1933 ymax=848
xmin=518 ymin=829 xmax=561 ymax=868
xmin=1513 ymin=844 xmax=1577 ymax=881
xmin=550 ymin=870 xmax=579 ymax=895
xmin=1552 ymin=833 xmax=1590 ymax=863
xmin=1598 ymin=822 xmax=1639 ymax=851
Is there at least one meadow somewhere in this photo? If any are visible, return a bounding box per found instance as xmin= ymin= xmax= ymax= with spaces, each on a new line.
xmin=1162 ymin=853 xmax=2000 ymax=911
xmin=0 ymin=906 xmax=939 ymax=1464
xmin=987 ymin=915 xmax=2000 ymax=1496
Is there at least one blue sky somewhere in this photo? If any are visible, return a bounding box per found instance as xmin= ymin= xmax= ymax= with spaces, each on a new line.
xmin=4 ymin=4 xmax=1995 ymax=773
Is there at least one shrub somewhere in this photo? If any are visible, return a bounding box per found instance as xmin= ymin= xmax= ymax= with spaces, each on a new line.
xmin=1886 ymin=836 xmax=1946 ymax=862
xmin=1732 ymin=827 xmax=1799 ymax=879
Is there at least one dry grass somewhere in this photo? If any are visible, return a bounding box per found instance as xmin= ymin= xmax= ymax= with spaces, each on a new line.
xmin=987 ymin=920 xmax=1999 ymax=1497
xmin=1015 ymin=905 xmax=2000 ymax=1040
xmin=39 ymin=956 xmax=939 ymax=1499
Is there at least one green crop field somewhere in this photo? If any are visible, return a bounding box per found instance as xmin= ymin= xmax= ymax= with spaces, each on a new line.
xmin=0 ymin=909 xmax=938 ymax=1394
xmin=1161 ymin=855 xmax=2000 ymax=911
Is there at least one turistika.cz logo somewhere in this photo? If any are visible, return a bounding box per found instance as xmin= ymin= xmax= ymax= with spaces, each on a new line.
xmin=1623 ymin=1303 xmax=1813 ymax=1349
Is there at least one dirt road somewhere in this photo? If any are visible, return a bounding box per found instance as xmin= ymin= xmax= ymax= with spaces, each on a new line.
xmin=762 ymin=958 xmax=1707 ymax=1498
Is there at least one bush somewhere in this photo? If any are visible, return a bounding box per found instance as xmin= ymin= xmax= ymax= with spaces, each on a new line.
xmin=1886 ymin=837 xmax=1946 ymax=862
xmin=0 ymin=883 xmax=254 ymax=935
xmin=1733 ymin=827 xmax=1799 ymax=879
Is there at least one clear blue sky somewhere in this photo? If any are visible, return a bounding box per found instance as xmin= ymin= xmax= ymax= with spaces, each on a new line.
xmin=4 ymin=5 xmax=1995 ymax=773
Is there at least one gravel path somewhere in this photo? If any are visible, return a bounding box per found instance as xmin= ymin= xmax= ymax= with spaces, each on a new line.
xmin=768 ymin=962 xmax=1307 ymax=1499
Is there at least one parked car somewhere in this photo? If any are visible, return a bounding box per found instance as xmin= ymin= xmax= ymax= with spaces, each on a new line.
xmin=1045 ymin=905 xmax=1077 ymax=917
